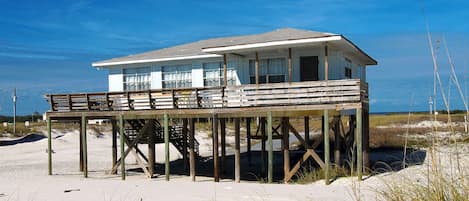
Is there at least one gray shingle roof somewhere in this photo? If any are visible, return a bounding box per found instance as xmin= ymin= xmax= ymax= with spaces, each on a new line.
xmin=93 ymin=28 xmax=337 ymax=66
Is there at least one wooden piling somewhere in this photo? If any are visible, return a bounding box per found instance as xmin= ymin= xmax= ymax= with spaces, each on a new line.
xmin=81 ymin=114 xmax=88 ymax=178
xmin=323 ymin=110 xmax=330 ymax=185
xmin=119 ymin=115 xmax=125 ymax=180
xmin=282 ymin=117 xmax=290 ymax=183
xmin=261 ymin=117 xmax=266 ymax=177
xmin=47 ymin=117 xmax=52 ymax=175
xmin=234 ymin=118 xmax=241 ymax=183
xmin=148 ymin=120 xmax=156 ymax=178
xmin=164 ymin=113 xmax=170 ymax=181
xmin=79 ymin=119 xmax=84 ymax=172
xmin=111 ymin=119 xmax=117 ymax=173
xmin=363 ymin=108 xmax=370 ymax=173
xmin=182 ymin=118 xmax=188 ymax=174
xmin=334 ymin=116 xmax=341 ymax=168
xmin=189 ymin=118 xmax=196 ymax=182
xmin=246 ymin=118 xmax=252 ymax=165
xmin=356 ymin=108 xmax=363 ymax=180
xmin=220 ymin=118 xmax=226 ymax=174
xmin=212 ymin=114 xmax=220 ymax=182
xmin=267 ymin=112 xmax=273 ymax=183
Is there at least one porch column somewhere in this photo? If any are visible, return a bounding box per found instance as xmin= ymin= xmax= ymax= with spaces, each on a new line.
xmin=223 ymin=54 xmax=228 ymax=86
xmin=255 ymin=52 xmax=259 ymax=85
xmin=324 ymin=43 xmax=329 ymax=81
xmin=288 ymin=48 xmax=292 ymax=83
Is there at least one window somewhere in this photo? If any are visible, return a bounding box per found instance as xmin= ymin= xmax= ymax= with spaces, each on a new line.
xmin=123 ymin=67 xmax=151 ymax=91
xmin=249 ymin=58 xmax=287 ymax=84
xmin=345 ymin=68 xmax=352 ymax=79
xmin=345 ymin=58 xmax=352 ymax=79
xmin=203 ymin=62 xmax=236 ymax=87
xmin=162 ymin=64 xmax=192 ymax=89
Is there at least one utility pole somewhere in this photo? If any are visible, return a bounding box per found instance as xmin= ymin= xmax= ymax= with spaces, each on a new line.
xmin=13 ymin=88 xmax=16 ymax=135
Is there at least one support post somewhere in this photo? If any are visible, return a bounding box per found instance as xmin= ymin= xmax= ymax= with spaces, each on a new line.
xmin=356 ymin=108 xmax=363 ymax=180
xmin=282 ymin=117 xmax=290 ymax=183
xmin=164 ymin=113 xmax=170 ymax=181
xmin=111 ymin=119 xmax=117 ymax=173
xmin=223 ymin=54 xmax=228 ymax=86
xmin=255 ymin=52 xmax=259 ymax=85
xmin=334 ymin=116 xmax=341 ymax=169
xmin=81 ymin=114 xmax=88 ymax=178
xmin=246 ymin=118 xmax=252 ymax=165
xmin=288 ymin=48 xmax=292 ymax=83
xmin=212 ymin=114 xmax=220 ymax=182
xmin=189 ymin=118 xmax=196 ymax=182
xmin=261 ymin=117 xmax=266 ymax=177
xmin=119 ymin=115 xmax=125 ymax=180
xmin=267 ymin=112 xmax=273 ymax=183
xmin=79 ymin=119 xmax=84 ymax=172
xmin=234 ymin=118 xmax=241 ymax=183
xmin=182 ymin=118 xmax=188 ymax=174
xmin=324 ymin=110 xmax=330 ymax=185
xmin=363 ymin=108 xmax=370 ymax=173
xmin=220 ymin=118 xmax=226 ymax=174
xmin=47 ymin=117 xmax=52 ymax=175
xmin=148 ymin=119 xmax=156 ymax=178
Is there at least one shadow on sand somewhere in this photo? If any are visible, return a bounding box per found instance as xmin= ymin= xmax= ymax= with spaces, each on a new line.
xmin=127 ymin=147 xmax=427 ymax=183
xmin=0 ymin=133 xmax=46 ymax=146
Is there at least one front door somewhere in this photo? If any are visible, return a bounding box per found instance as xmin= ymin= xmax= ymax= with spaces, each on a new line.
xmin=300 ymin=56 xmax=319 ymax=81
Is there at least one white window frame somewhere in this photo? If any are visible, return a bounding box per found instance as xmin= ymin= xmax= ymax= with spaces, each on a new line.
xmin=162 ymin=64 xmax=192 ymax=89
xmin=203 ymin=62 xmax=236 ymax=87
xmin=123 ymin=67 xmax=151 ymax=91
xmin=249 ymin=58 xmax=287 ymax=84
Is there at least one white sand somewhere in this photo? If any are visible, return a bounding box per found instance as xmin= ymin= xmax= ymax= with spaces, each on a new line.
xmin=0 ymin=129 xmax=467 ymax=201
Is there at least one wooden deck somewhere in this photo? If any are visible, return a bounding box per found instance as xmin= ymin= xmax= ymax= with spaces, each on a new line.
xmin=45 ymin=79 xmax=368 ymax=118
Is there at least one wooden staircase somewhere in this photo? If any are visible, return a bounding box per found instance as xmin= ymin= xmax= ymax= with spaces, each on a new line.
xmin=125 ymin=119 xmax=200 ymax=156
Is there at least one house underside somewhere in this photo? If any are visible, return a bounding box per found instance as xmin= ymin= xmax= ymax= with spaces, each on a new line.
xmin=45 ymin=79 xmax=370 ymax=184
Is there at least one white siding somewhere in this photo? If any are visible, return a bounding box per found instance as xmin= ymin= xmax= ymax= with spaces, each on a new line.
xmin=108 ymin=68 xmax=123 ymax=92
xmin=192 ymin=62 xmax=204 ymax=87
xmin=151 ymin=66 xmax=162 ymax=89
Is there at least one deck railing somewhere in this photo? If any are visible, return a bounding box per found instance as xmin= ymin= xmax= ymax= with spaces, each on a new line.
xmin=45 ymin=79 xmax=368 ymax=112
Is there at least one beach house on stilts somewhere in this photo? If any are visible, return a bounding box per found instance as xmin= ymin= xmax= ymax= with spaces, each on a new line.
xmin=45 ymin=28 xmax=377 ymax=184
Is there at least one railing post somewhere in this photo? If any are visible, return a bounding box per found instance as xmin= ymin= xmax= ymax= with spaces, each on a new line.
xmin=49 ymin=95 xmax=55 ymax=111
xmin=67 ymin=94 xmax=72 ymax=111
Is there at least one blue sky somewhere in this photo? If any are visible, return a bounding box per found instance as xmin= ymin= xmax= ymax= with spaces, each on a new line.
xmin=0 ymin=0 xmax=468 ymax=115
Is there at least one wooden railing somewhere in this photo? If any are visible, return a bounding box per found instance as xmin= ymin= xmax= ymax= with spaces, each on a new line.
xmin=45 ymin=79 xmax=368 ymax=112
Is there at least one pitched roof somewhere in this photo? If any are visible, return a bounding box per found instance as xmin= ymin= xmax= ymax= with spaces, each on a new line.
xmin=93 ymin=28 xmax=376 ymax=67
